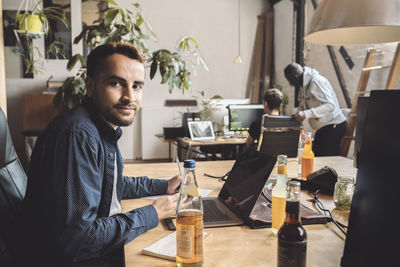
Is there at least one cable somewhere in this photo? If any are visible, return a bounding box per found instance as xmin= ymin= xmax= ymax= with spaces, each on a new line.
xmin=307 ymin=190 xmax=347 ymax=236
xmin=203 ymin=171 xmax=230 ymax=181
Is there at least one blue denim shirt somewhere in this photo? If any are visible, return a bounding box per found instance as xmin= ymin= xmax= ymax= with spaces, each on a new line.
xmin=22 ymin=97 xmax=168 ymax=263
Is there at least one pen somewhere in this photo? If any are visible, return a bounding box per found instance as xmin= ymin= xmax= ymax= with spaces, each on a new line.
xmin=176 ymin=158 xmax=182 ymax=176
xmin=176 ymin=158 xmax=182 ymax=192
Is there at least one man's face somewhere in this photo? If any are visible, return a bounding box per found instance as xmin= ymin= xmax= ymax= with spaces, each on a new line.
xmin=86 ymin=53 xmax=145 ymax=129
xmin=285 ymin=72 xmax=301 ymax=87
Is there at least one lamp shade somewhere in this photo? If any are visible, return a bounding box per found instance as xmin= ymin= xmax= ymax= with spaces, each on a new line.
xmin=305 ymin=0 xmax=400 ymax=45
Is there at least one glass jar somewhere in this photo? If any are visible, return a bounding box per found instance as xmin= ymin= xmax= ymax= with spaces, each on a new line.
xmin=334 ymin=176 xmax=355 ymax=211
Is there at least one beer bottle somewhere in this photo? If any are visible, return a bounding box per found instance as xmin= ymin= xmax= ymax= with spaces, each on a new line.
xmin=301 ymin=132 xmax=314 ymax=180
xmin=278 ymin=180 xmax=307 ymax=267
xmin=271 ymin=155 xmax=288 ymax=235
xmin=176 ymin=159 xmax=203 ymax=267
xmin=297 ymin=130 xmax=306 ymax=179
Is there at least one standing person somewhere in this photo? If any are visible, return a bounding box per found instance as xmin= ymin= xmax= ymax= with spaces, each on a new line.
xmin=284 ymin=62 xmax=347 ymax=156
xmin=21 ymin=42 xmax=182 ymax=265
xmin=245 ymin=88 xmax=283 ymax=148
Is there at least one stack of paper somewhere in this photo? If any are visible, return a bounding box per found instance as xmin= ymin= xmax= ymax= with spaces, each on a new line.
xmin=142 ymin=231 xmax=177 ymax=261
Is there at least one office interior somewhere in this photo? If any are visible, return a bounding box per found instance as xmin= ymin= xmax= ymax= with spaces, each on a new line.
xmin=1 ymin=0 xmax=400 ymax=266
xmin=1 ymin=0 xmax=399 ymax=166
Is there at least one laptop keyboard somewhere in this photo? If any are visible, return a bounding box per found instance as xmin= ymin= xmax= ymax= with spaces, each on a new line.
xmin=203 ymin=199 xmax=232 ymax=222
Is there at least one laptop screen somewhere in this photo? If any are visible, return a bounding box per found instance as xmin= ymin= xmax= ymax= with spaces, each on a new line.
xmin=188 ymin=121 xmax=215 ymax=141
xmin=218 ymin=149 xmax=277 ymax=220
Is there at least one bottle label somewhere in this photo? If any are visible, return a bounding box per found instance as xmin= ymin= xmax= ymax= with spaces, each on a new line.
xmin=176 ymin=212 xmax=204 ymax=261
xmin=278 ymin=165 xmax=287 ymax=175
xmin=183 ymin=183 xmax=200 ymax=197
xmin=278 ymin=239 xmax=307 ymax=267
xmin=177 ymin=224 xmax=194 ymax=258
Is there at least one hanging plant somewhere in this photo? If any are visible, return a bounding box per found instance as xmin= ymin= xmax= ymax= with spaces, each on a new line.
xmin=54 ymin=0 xmax=207 ymax=110
xmin=15 ymin=0 xmax=70 ymax=75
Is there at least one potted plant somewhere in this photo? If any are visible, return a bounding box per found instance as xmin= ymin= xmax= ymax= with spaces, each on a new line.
xmin=15 ymin=0 xmax=70 ymax=75
xmin=54 ymin=0 xmax=207 ymax=110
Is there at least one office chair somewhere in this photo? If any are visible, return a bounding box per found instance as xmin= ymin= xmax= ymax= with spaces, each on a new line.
xmin=0 ymin=107 xmax=27 ymax=265
xmin=257 ymin=114 xmax=301 ymax=158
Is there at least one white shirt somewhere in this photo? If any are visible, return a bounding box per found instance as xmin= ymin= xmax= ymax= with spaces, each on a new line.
xmin=109 ymin=156 xmax=121 ymax=216
xmin=299 ymin=67 xmax=346 ymax=130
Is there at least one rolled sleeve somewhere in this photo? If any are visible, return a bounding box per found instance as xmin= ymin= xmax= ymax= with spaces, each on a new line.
xmin=121 ymin=176 xmax=169 ymax=199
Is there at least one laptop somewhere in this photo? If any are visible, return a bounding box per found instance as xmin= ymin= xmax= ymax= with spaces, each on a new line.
xmin=202 ymin=149 xmax=277 ymax=227
xmin=188 ymin=121 xmax=216 ymax=142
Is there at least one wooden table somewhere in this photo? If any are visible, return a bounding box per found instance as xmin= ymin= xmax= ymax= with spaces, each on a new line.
xmin=177 ymin=136 xmax=247 ymax=160
xmin=122 ymin=156 xmax=357 ymax=267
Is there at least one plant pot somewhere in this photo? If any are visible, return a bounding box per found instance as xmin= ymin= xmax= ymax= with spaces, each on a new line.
xmin=17 ymin=14 xmax=43 ymax=34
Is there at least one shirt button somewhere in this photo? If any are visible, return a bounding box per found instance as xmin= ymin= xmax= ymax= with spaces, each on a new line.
xmin=109 ymin=152 xmax=113 ymax=158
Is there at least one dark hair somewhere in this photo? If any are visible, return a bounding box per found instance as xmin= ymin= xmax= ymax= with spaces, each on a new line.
xmin=86 ymin=42 xmax=145 ymax=78
xmin=264 ymin=88 xmax=283 ymax=110
xmin=284 ymin=62 xmax=303 ymax=82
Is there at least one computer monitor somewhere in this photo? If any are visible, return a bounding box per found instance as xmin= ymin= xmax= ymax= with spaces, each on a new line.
xmin=228 ymin=104 xmax=264 ymax=131
xmin=207 ymin=99 xmax=251 ymax=132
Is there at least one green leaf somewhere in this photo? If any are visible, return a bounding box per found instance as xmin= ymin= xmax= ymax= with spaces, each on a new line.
xmin=150 ymin=59 xmax=158 ymax=79
xmin=161 ymin=69 xmax=170 ymax=84
xmin=183 ymin=72 xmax=189 ymax=90
xmin=67 ymin=54 xmax=81 ymax=71
xmin=104 ymin=0 xmax=118 ymax=6
xmin=136 ymin=15 xmax=143 ymax=26
xmin=105 ymin=8 xmax=119 ymax=26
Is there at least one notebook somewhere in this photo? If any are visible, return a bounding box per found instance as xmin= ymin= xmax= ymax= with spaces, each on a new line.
xmin=188 ymin=121 xmax=216 ymax=142
xmin=202 ymin=149 xmax=277 ymax=228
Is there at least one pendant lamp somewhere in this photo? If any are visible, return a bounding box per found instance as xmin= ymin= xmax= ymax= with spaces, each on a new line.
xmin=305 ymin=0 xmax=400 ymax=45
xmin=234 ymin=0 xmax=243 ymax=63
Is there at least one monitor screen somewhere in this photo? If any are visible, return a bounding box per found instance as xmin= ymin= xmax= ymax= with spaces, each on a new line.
xmin=228 ymin=104 xmax=264 ymax=131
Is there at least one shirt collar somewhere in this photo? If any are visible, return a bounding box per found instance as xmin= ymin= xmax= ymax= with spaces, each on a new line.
xmin=82 ymin=96 xmax=123 ymax=142
xmin=302 ymin=66 xmax=319 ymax=87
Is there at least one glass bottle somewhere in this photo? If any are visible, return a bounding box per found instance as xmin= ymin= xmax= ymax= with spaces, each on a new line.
xmin=272 ymin=155 xmax=288 ymax=235
xmin=333 ymin=176 xmax=355 ymax=211
xmin=278 ymin=180 xmax=307 ymax=267
xmin=301 ymin=132 xmax=314 ymax=180
xmin=176 ymin=159 xmax=203 ymax=267
xmin=297 ymin=130 xmax=306 ymax=179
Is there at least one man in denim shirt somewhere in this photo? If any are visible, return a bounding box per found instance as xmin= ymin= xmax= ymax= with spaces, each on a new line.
xmin=22 ymin=42 xmax=181 ymax=265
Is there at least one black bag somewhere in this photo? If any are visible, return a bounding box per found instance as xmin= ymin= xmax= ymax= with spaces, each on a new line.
xmin=301 ymin=166 xmax=338 ymax=195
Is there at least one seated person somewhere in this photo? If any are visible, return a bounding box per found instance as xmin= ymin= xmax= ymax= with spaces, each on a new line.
xmin=245 ymin=89 xmax=283 ymax=148
xmin=20 ymin=42 xmax=181 ymax=265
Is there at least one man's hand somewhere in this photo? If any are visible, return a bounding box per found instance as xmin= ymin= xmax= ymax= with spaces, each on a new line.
xmin=152 ymin=194 xmax=179 ymax=220
xmin=167 ymin=175 xmax=182 ymax=194
xmin=293 ymin=111 xmax=306 ymax=123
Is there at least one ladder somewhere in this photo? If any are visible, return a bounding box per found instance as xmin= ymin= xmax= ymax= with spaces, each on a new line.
xmin=340 ymin=43 xmax=400 ymax=157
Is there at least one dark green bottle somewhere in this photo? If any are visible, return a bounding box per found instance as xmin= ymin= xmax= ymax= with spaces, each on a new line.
xmin=277 ymin=180 xmax=307 ymax=267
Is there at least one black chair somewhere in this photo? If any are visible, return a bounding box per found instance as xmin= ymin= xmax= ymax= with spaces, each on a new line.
xmin=257 ymin=114 xmax=301 ymax=158
xmin=0 ymin=107 xmax=27 ymax=265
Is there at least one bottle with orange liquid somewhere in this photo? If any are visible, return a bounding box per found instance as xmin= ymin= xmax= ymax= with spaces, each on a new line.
xmin=301 ymin=132 xmax=314 ymax=180
xmin=271 ymin=155 xmax=288 ymax=235
xmin=176 ymin=159 xmax=203 ymax=267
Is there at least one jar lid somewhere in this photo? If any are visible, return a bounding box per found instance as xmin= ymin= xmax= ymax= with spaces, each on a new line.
xmin=184 ymin=159 xmax=195 ymax=168
xmin=338 ymin=176 xmax=355 ymax=183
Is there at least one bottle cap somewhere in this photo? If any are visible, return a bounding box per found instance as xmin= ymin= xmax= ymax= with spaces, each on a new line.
xmin=184 ymin=159 xmax=195 ymax=168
